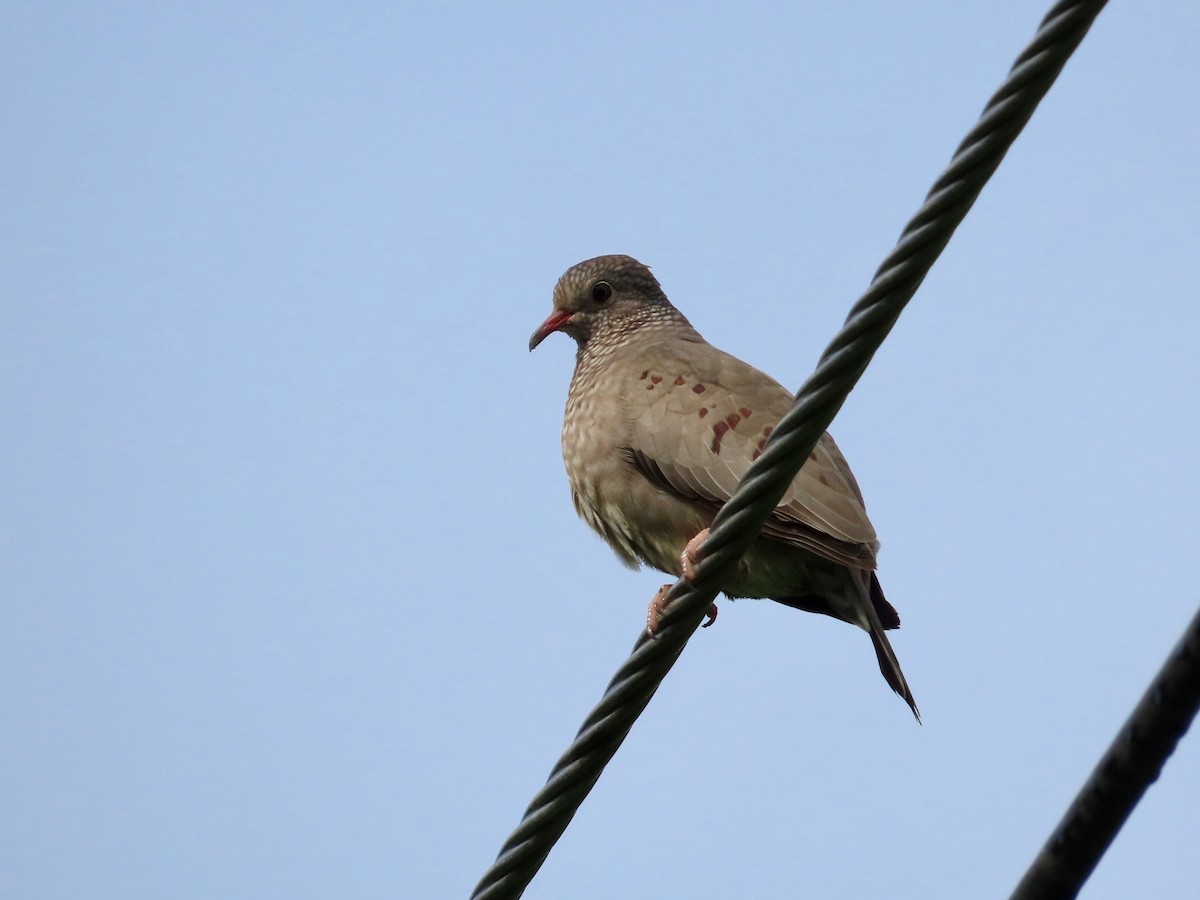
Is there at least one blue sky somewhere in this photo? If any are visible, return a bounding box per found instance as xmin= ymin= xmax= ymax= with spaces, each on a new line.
xmin=4 ymin=3 xmax=1199 ymax=898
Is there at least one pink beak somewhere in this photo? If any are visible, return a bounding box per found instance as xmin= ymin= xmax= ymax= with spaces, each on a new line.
xmin=528 ymin=310 xmax=574 ymax=351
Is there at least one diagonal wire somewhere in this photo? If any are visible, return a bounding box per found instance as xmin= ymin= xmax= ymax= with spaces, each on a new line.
xmin=1010 ymin=603 xmax=1200 ymax=900
xmin=471 ymin=1 xmax=1108 ymax=897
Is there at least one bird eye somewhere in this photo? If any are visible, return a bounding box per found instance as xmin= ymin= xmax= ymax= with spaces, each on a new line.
xmin=591 ymin=282 xmax=613 ymax=303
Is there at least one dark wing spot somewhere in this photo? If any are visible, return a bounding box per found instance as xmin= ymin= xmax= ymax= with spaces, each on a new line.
xmin=753 ymin=426 xmax=774 ymax=461
xmin=651 ymin=375 xmax=663 ymax=384
xmin=711 ymin=420 xmax=730 ymax=455
xmin=725 ymin=412 xmax=741 ymax=429
xmin=674 ymin=375 xmax=686 ymax=386
xmin=692 ymin=383 xmax=706 ymax=394
xmin=739 ymin=407 xmax=752 ymax=418
xmin=817 ymin=472 xmax=831 ymax=486
xmin=698 ymin=408 xmax=708 ymax=419
xmin=639 ymin=369 xmax=649 ymax=380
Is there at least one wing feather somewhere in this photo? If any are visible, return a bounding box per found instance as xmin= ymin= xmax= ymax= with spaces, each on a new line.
xmin=625 ymin=340 xmax=878 ymax=569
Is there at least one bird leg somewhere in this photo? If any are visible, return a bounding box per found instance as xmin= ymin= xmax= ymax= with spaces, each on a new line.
xmin=645 ymin=528 xmax=718 ymax=636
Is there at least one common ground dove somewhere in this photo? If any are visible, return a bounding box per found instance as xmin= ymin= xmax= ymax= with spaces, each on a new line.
xmin=530 ymin=254 xmax=918 ymax=720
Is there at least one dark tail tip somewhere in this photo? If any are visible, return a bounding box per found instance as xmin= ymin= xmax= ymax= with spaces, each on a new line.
xmin=868 ymin=626 xmax=921 ymax=723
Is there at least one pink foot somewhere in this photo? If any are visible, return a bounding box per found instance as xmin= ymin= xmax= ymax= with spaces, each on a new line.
xmin=645 ymin=527 xmax=719 ymax=637
xmin=646 ymin=584 xmax=673 ymax=635
xmin=679 ymin=527 xmax=710 ymax=581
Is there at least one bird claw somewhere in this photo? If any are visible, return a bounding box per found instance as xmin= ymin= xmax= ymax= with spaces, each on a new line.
xmin=646 ymin=584 xmax=673 ymax=636
xmin=645 ymin=583 xmax=718 ymax=637
xmin=679 ymin=527 xmax=709 ymax=581
xmin=681 ymin=527 xmax=749 ymax=584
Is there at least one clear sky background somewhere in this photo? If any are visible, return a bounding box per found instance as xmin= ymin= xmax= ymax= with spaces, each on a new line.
xmin=4 ymin=3 xmax=1199 ymax=898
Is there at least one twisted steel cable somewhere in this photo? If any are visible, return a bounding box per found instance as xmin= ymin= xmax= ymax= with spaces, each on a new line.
xmin=471 ymin=1 xmax=1109 ymax=897
xmin=1010 ymin=603 xmax=1200 ymax=899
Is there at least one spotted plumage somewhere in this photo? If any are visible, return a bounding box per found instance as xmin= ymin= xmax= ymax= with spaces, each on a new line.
xmin=530 ymin=254 xmax=918 ymax=720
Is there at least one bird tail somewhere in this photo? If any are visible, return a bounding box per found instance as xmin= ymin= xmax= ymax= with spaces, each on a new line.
xmin=774 ymin=574 xmax=899 ymax=630
xmin=869 ymin=572 xmax=900 ymax=629
xmin=866 ymin=614 xmax=920 ymax=723
xmin=780 ymin=568 xmax=919 ymax=721
xmin=853 ymin=568 xmax=919 ymax=722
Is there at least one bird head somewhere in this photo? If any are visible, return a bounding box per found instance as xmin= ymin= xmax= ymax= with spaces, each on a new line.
xmin=529 ymin=255 xmax=689 ymax=352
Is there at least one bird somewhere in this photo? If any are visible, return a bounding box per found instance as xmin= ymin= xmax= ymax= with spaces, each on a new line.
xmin=529 ymin=254 xmax=918 ymax=721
